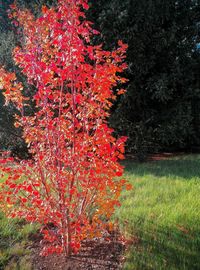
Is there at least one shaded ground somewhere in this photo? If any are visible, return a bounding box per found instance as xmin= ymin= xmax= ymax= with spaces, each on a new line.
xmin=31 ymin=231 xmax=126 ymax=270
xmin=126 ymin=151 xmax=187 ymax=161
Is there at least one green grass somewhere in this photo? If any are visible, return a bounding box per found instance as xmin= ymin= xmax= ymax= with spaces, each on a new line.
xmin=114 ymin=154 xmax=200 ymax=270
xmin=0 ymin=213 xmax=39 ymax=270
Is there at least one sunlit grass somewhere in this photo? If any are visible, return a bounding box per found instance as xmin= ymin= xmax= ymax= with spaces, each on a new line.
xmin=115 ymin=154 xmax=200 ymax=270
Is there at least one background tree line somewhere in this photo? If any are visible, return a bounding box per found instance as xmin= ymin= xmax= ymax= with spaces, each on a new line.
xmin=1 ymin=0 xmax=200 ymax=160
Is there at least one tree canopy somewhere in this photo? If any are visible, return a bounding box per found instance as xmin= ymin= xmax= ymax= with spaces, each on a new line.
xmin=88 ymin=0 xmax=200 ymax=159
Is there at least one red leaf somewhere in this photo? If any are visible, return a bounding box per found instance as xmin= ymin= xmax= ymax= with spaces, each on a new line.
xmin=116 ymin=171 xmax=123 ymax=177
xmin=82 ymin=2 xmax=89 ymax=10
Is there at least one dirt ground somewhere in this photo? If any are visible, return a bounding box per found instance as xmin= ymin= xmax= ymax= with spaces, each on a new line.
xmin=30 ymin=230 xmax=126 ymax=270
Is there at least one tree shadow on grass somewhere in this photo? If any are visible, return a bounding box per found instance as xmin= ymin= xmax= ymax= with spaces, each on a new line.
xmin=123 ymin=155 xmax=200 ymax=180
xmin=125 ymin=225 xmax=200 ymax=270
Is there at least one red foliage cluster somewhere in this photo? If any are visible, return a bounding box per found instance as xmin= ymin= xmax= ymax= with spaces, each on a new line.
xmin=0 ymin=0 xmax=129 ymax=256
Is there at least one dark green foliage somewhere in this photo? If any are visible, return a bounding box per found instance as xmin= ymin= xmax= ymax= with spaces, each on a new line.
xmin=0 ymin=1 xmax=18 ymax=155
xmin=88 ymin=0 xmax=200 ymax=160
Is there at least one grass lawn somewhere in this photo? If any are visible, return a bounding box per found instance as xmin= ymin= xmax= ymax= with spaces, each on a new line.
xmin=114 ymin=154 xmax=200 ymax=270
xmin=0 ymin=154 xmax=200 ymax=269
xmin=0 ymin=213 xmax=39 ymax=270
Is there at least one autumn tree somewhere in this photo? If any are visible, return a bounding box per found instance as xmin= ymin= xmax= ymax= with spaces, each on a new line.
xmin=0 ymin=0 xmax=129 ymax=257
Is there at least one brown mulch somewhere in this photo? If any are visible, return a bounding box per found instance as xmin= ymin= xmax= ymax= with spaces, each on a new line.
xmin=30 ymin=231 xmax=126 ymax=270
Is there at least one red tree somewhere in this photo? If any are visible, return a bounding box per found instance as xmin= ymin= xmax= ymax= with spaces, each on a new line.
xmin=0 ymin=0 xmax=130 ymax=257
